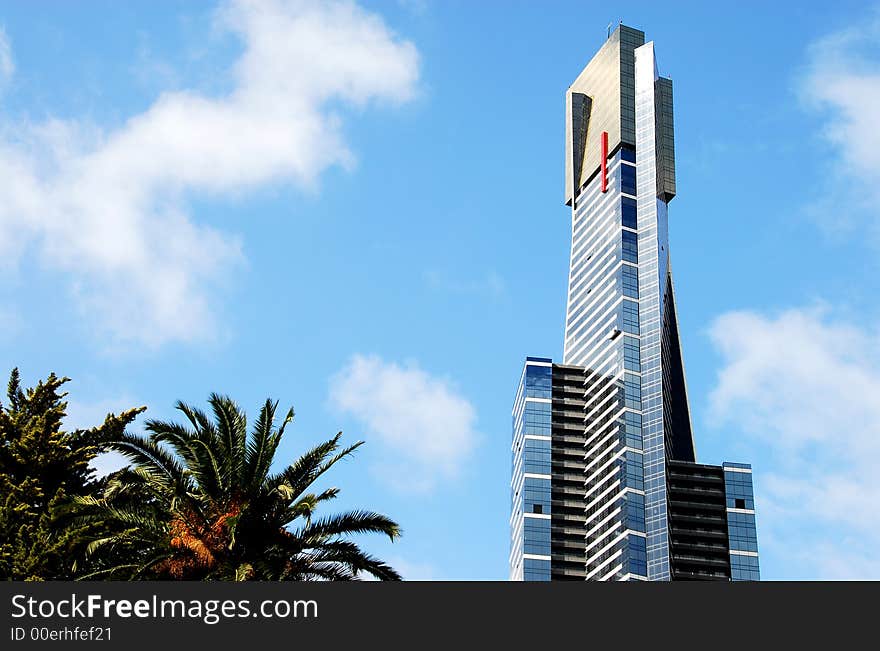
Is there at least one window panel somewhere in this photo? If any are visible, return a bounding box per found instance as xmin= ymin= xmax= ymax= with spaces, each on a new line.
xmin=624 ymin=372 xmax=641 ymax=410
xmin=523 ymin=477 xmax=551 ymax=514
xmin=622 ymin=197 xmax=637 ymax=229
xmin=622 ymin=299 xmax=640 ymax=335
xmin=624 ymin=411 xmax=642 ymax=449
xmin=523 ymin=438 xmax=551 ymax=474
xmin=623 ymin=335 xmax=640 ymax=372
xmin=622 ymin=265 xmax=639 ymax=299
xmin=524 ymin=403 xmax=551 ymax=436
xmin=622 ymin=230 xmax=638 ymax=263
xmin=523 ymin=517 xmax=551 ymax=556
xmin=626 ymin=534 xmax=647 ymax=576
xmin=621 ymin=164 xmax=637 ymax=196
xmin=626 ymin=492 xmax=646 ymax=532
xmin=525 ymin=365 xmax=552 ymax=399
xmin=523 ymin=558 xmax=551 ymax=581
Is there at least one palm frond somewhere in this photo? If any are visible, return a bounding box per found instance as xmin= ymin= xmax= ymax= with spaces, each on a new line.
xmin=308 ymin=540 xmax=402 ymax=581
xmin=187 ymin=438 xmax=226 ymax=499
xmin=245 ymin=400 xmax=285 ymax=492
xmin=270 ymin=433 xmax=362 ymax=501
xmin=209 ymin=393 xmax=247 ymax=488
xmin=174 ymin=401 xmax=218 ymax=443
xmin=294 ymin=509 xmax=401 ymax=543
xmin=148 ymin=421 xmax=201 ymax=471
xmin=107 ymin=433 xmax=187 ymax=489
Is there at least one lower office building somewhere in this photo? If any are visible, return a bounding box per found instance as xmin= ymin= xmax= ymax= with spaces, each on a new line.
xmin=510 ymin=360 xmax=760 ymax=582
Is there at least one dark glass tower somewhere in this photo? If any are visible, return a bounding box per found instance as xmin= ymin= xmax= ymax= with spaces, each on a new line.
xmin=510 ymin=25 xmax=760 ymax=582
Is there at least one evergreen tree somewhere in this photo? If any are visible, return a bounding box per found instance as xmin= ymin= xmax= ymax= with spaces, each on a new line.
xmin=0 ymin=368 xmax=144 ymax=580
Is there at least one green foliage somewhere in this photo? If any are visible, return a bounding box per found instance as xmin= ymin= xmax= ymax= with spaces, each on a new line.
xmin=66 ymin=394 xmax=402 ymax=581
xmin=1 ymin=369 xmax=398 ymax=581
xmin=0 ymin=368 xmax=145 ymax=580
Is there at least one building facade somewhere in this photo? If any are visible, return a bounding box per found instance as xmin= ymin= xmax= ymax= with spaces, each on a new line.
xmin=510 ymin=25 xmax=759 ymax=581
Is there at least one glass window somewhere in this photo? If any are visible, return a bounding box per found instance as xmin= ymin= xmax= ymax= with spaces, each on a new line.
xmin=523 ymin=558 xmax=551 ymax=581
xmin=621 ymin=299 xmax=640 ymax=335
xmin=626 ymin=492 xmax=645 ymax=532
xmin=724 ymin=471 xmax=755 ymax=510
xmin=622 ymin=197 xmax=637 ymax=229
xmin=624 ymin=411 xmax=642 ymax=449
xmin=622 ymin=265 xmax=639 ymax=299
xmin=623 ymin=451 xmax=643 ymax=490
xmin=523 ymin=477 xmax=551 ymax=514
xmin=525 ymin=365 xmax=552 ymax=398
xmin=730 ymin=554 xmax=761 ymax=581
xmin=620 ymin=147 xmax=636 ymax=163
xmin=726 ymin=512 xmax=759 ymax=553
xmin=622 ymin=230 xmax=638 ymax=263
xmin=624 ymin=372 xmax=641 ymax=410
xmin=523 ymin=517 xmax=551 ymax=556
xmin=524 ymin=403 xmax=551 ymax=436
xmin=523 ymin=438 xmax=551 ymax=474
xmin=626 ymin=534 xmax=647 ymax=576
xmin=621 ymin=164 xmax=637 ymax=196
xmin=623 ymin=336 xmax=640 ymax=372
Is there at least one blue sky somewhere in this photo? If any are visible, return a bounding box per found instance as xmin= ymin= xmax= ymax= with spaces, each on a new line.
xmin=1 ymin=0 xmax=880 ymax=580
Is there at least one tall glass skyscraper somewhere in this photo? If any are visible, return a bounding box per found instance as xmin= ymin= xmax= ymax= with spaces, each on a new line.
xmin=510 ymin=25 xmax=760 ymax=582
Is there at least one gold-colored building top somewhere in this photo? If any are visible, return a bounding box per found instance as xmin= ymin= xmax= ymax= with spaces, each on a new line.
xmin=565 ymin=25 xmax=645 ymax=205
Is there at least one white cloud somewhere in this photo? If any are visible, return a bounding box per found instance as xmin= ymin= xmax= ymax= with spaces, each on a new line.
xmin=0 ymin=1 xmax=419 ymax=347
xmin=708 ymin=306 xmax=880 ymax=578
xmin=0 ymin=27 xmax=12 ymax=89
xmin=328 ymin=354 xmax=478 ymax=492
xmin=801 ymin=13 xmax=880 ymax=239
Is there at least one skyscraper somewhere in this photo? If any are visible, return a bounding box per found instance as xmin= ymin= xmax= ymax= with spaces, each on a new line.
xmin=510 ymin=25 xmax=760 ymax=582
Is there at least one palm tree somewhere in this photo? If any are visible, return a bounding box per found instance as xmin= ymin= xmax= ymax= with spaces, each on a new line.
xmin=66 ymin=394 xmax=401 ymax=580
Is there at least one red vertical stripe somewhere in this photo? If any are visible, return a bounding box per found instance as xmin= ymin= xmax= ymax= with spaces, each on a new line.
xmin=601 ymin=131 xmax=608 ymax=193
